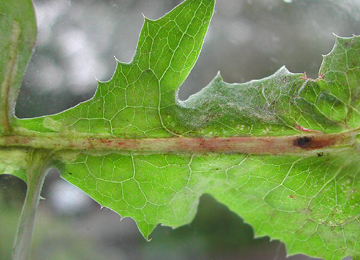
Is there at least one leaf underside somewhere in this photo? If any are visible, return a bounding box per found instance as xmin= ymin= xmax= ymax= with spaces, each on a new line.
xmin=1 ymin=0 xmax=360 ymax=259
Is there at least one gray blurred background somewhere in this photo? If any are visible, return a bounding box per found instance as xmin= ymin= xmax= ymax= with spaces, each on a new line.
xmin=1 ymin=0 xmax=360 ymax=259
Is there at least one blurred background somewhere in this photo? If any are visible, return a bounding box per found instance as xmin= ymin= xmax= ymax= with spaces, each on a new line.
xmin=1 ymin=0 xmax=360 ymax=259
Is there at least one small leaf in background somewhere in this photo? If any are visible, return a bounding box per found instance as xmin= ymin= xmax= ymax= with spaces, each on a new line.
xmin=0 ymin=0 xmax=37 ymax=181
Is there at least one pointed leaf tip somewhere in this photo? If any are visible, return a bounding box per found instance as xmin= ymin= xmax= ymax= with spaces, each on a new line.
xmin=214 ymin=71 xmax=223 ymax=81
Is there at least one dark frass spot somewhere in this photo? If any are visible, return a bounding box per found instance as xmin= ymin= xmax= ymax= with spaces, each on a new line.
xmin=294 ymin=137 xmax=311 ymax=149
xmin=68 ymin=172 xmax=73 ymax=175
xmin=317 ymin=152 xmax=324 ymax=157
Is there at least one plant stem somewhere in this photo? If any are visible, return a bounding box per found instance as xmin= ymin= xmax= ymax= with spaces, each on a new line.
xmin=12 ymin=150 xmax=52 ymax=260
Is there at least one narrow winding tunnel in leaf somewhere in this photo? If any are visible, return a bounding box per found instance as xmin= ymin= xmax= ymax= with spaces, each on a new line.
xmin=1 ymin=0 xmax=360 ymax=259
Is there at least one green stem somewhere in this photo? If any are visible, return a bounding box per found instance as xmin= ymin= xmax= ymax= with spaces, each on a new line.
xmin=12 ymin=150 xmax=52 ymax=260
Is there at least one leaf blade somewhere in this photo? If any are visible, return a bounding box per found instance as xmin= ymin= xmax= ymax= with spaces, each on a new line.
xmin=57 ymin=149 xmax=360 ymax=259
xmin=15 ymin=0 xmax=215 ymax=138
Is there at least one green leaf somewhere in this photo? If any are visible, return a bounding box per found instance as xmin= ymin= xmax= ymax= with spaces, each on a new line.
xmin=1 ymin=0 xmax=360 ymax=259
xmin=15 ymin=0 xmax=215 ymax=138
xmin=0 ymin=0 xmax=36 ymax=181
xmin=0 ymin=0 xmax=36 ymax=133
